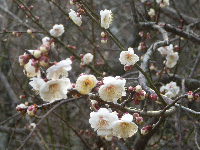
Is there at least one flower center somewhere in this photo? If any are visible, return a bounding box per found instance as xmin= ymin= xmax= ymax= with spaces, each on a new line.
xmin=99 ymin=117 xmax=107 ymax=127
xmin=84 ymin=79 xmax=91 ymax=86
xmin=125 ymin=54 xmax=132 ymax=59
xmin=49 ymin=84 xmax=58 ymax=92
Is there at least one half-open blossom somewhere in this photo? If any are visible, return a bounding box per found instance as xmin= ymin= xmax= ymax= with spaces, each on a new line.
xmin=98 ymin=76 xmax=126 ymax=104
xmin=119 ymin=47 xmax=139 ymax=66
xmin=158 ymin=44 xmax=173 ymax=57
xmin=112 ymin=113 xmax=138 ymax=139
xmin=50 ymin=24 xmax=65 ymax=37
xmin=82 ymin=53 xmax=93 ymax=65
xmin=89 ymin=108 xmax=118 ymax=136
xmin=75 ymin=74 xmax=97 ymax=94
xmin=100 ymin=9 xmax=113 ymax=29
xmin=42 ymin=37 xmax=55 ymax=48
xmin=46 ymin=58 xmax=72 ymax=79
xmin=23 ymin=59 xmax=40 ymax=78
xmin=148 ymin=8 xmax=155 ymax=18
xmin=69 ymin=9 xmax=82 ymax=26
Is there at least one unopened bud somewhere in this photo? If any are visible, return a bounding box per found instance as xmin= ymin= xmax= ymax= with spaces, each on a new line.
xmin=33 ymin=50 xmax=42 ymax=59
xmin=133 ymin=113 xmax=139 ymax=118
xmin=19 ymin=95 xmax=26 ymax=99
xmin=27 ymin=105 xmax=37 ymax=116
xmin=141 ymin=125 xmax=150 ymax=135
xmin=40 ymin=44 xmax=50 ymax=54
xmin=27 ymin=29 xmax=32 ymax=34
xmin=39 ymin=55 xmax=50 ymax=67
xmin=187 ymin=91 xmax=193 ymax=100
xmin=101 ymin=38 xmax=108 ymax=44
xmin=137 ymin=90 xmax=147 ymax=100
xmin=19 ymin=54 xmax=31 ymax=66
xmin=128 ymin=86 xmax=134 ymax=93
xmin=134 ymin=85 xmax=142 ymax=93
xmin=135 ymin=117 xmax=143 ymax=125
xmin=124 ymin=65 xmax=132 ymax=71
xmin=101 ymin=32 xmax=107 ymax=38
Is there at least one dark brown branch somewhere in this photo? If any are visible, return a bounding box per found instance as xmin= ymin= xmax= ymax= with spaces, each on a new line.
xmin=140 ymin=22 xmax=200 ymax=44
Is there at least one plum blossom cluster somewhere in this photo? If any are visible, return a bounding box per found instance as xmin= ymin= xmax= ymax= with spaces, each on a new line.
xmin=160 ymin=81 xmax=180 ymax=98
xmin=158 ymin=44 xmax=179 ymax=68
xmin=89 ymin=108 xmax=138 ymax=139
xmin=19 ymin=25 xmax=72 ymax=103
xmin=187 ymin=91 xmax=199 ymax=102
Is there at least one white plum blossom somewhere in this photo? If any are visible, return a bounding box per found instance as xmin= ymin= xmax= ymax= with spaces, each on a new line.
xmin=82 ymin=53 xmax=93 ymax=65
xmin=29 ymin=123 xmax=36 ymax=129
xmin=29 ymin=78 xmax=71 ymax=102
xmin=69 ymin=9 xmax=82 ymax=26
xmin=148 ymin=8 xmax=155 ymax=18
xmin=112 ymin=113 xmax=138 ymax=139
xmin=50 ymin=24 xmax=65 ymax=37
xmin=158 ymin=44 xmax=173 ymax=57
xmin=42 ymin=37 xmax=55 ymax=48
xmin=156 ymin=0 xmax=169 ymax=8
xmin=165 ymin=52 xmax=179 ymax=68
xmin=89 ymin=108 xmax=118 ymax=136
xmin=98 ymin=76 xmax=126 ymax=104
xmin=100 ymin=9 xmax=113 ymax=29
xmin=29 ymin=77 xmax=45 ymax=93
xmin=119 ymin=47 xmax=139 ymax=66
xmin=160 ymin=81 xmax=180 ymax=98
xmin=46 ymin=58 xmax=72 ymax=79
xmin=23 ymin=59 xmax=40 ymax=78
xmin=75 ymin=74 xmax=97 ymax=94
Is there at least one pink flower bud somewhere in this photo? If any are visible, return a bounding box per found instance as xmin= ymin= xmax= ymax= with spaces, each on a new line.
xmin=133 ymin=113 xmax=139 ymax=118
xmin=30 ymin=5 xmax=34 ymax=10
xmin=137 ymin=90 xmax=147 ymax=100
xmin=19 ymin=55 xmax=31 ymax=66
xmin=128 ymin=86 xmax=134 ymax=93
xmin=40 ymin=44 xmax=50 ymax=54
xmin=133 ymin=98 xmax=140 ymax=105
xmin=39 ymin=55 xmax=50 ymax=67
xmin=139 ymin=31 xmax=144 ymax=37
xmin=194 ymin=93 xmax=199 ymax=101
xmin=149 ymin=94 xmax=158 ymax=101
xmin=124 ymin=65 xmax=132 ymax=71
xmin=19 ymin=95 xmax=25 ymax=99
xmin=141 ymin=125 xmax=150 ymax=135
xmin=70 ymin=56 xmax=75 ymax=61
xmin=135 ymin=117 xmax=143 ymax=125
xmin=27 ymin=105 xmax=37 ymax=116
